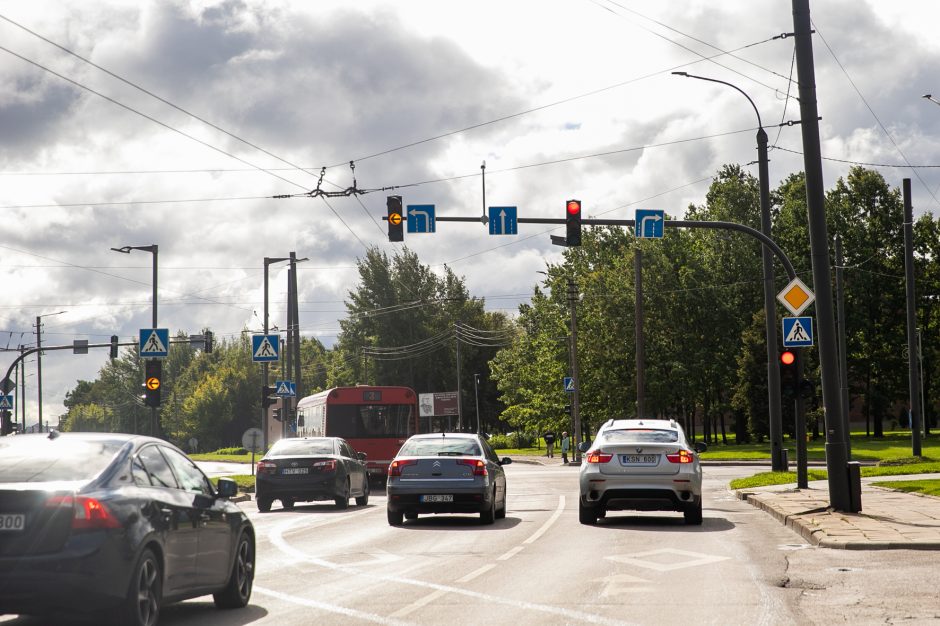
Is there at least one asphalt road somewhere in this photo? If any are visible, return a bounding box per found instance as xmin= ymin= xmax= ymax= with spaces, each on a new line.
xmin=5 ymin=464 xmax=939 ymax=625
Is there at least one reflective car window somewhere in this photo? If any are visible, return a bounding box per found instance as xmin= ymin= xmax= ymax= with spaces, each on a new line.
xmin=137 ymin=445 xmax=179 ymax=489
xmin=602 ymin=429 xmax=679 ymax=443
xmin=397 ymin=438 xmax=481 ymax=457
xmin=0 ymin=438 xmax=123 ymax=483
xmin=270 ymin=439 xmax=336 ymax=456
xmin=161 ymin=446 xmax=213 ymax=495
xmin=131 ymin=455 xmax=152 ymax=486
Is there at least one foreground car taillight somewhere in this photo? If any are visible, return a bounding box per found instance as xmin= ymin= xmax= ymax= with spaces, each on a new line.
xmin=388 ymin=458 xmax=417 ymax=477
xmin=586 ymin=450 xmax=613 ymax=464
xmin=312 ymin=460 xmax=336 ymax=471
xmin=257 ymin=460 xmax=277 ymax=474
xmin=666 ymin=450 xmax=694 ymax=464
xmin=46 ymin=495 xmax=121 ymax=530
xmin=457 ymin=458 xmax=488 ymax=476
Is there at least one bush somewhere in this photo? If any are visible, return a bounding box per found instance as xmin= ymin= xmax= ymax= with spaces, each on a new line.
xmin=214 ymin=447 xmax=249 ymax=455
xmin=488 ymin=433 xmax=535 ymax=449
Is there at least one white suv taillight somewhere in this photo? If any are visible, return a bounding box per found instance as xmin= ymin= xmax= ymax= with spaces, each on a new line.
xmin=586 ymin=450 xmax=613 ymax=464
xmin=666 ymin=450 xmax=694 ymax=464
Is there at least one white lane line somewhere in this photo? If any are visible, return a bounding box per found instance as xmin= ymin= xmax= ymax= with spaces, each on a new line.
xmin=254 ymin=585 xmax=413 ymax=626
xmin=388 ymin=589 xmax=447 ymax=619
xmin=524 ymin=494 xmax=566 ymax=544
xmin=455 ymin=563 xmax=496 ymax=583
xmin=497 ymin=545 xmax=525 ymax=561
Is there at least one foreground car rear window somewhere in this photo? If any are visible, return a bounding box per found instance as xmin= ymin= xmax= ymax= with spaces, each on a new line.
xmin=0 ymin=439 xmax=124 ymax=482
xmin=603 ymin=429 xmax=679 ymax=443
xmin=398 ymin=438 xmax=481 ymax=457
xmin=270 ymin=440 xmax=335 ymax=456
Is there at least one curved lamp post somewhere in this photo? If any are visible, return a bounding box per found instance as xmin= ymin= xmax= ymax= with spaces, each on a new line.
xmin=35 ymin=310 xmax=66 ymax=432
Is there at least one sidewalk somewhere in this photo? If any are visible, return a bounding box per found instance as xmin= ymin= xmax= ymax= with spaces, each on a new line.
xmin=735 ymin=473 xmax=940 ymax=550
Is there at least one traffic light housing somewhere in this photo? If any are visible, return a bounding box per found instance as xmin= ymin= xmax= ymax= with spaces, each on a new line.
xmin=144 ymin=360 xmax=162 ymax=407
xmin=204 ymin=330 xmax=213 ymax=354
xmin=387 ymin=195 xmax=404 ymax=242
xmin=566 ymin=199 xmax=582 ymax=246
xmin=779 ymin=350 xmax=797 ymax=399
xmin=272 ymin=407 xmax=282 ymax=421
xmin=262 ymin=385 xmax=277 ymax=408
xmin=0 ymin=410 xmax=11 ymax=436
xmin=110 ymin=335 xmax=119 ymax=359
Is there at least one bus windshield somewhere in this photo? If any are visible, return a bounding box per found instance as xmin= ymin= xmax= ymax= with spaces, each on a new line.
xmin=328 ymin=404 xmax=415 ymax=439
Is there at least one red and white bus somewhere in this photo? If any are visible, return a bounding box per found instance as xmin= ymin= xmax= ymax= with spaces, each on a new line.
xmin=296 ymin=386 xmax=419 ymax=480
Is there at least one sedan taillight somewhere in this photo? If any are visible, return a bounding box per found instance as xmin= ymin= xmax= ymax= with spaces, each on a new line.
xmin=46 ymin=495 xmax=121 ymax=530
xmin=312 ymin=459 xmax=336 ymax=471
xmin=666 ymin=450 xmax=694 ymax=464
xmin=388 ymin=458 xmax=417 ymax=477
xmin=586 ymin=450 xmax=613 ymax=464
xmin=257 ymin=460 xmax=277 ymax=474
xmin=457 ymin=458 xmax=487 ymax=476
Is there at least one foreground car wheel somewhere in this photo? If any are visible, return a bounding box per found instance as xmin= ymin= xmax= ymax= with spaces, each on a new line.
xmin=387 ymin=507 xmax=404 ymax=526
xmin=578 ymin=500 xmax=598 ymax=525
xmin=335 ymin=479 xmax=350 ymax=509
xmin=684 ymin=499 xmax=703 ymax=525
xmin=480 ymin=489 xmax=496 ymax=525
xmin=281 ymin=498 xmax=295 ymax=510
xmin=355 ymin=478 xmax=370 ymax=506
xmin=214 ymin=531 xmax=255 ymax=609
xmin=119 ymin=548 xmax=161 ymax=626
xmin=257 ymin=496 xmax=272 ymax=513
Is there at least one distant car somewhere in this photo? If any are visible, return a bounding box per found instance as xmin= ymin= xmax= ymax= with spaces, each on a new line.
xmin=386 ymin=432 xmax=511 ymax=526
xmin=0 ymin=431 xmax=254 ymax=626
xmin=255 ymin=436 xmax=370 ymax=512
xmin=578 ymin=419 xmax=707 ymax=525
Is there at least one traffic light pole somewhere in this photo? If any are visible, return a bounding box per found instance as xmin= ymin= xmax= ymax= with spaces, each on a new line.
xmin=567 ymin=280 xmax=582 ymax=463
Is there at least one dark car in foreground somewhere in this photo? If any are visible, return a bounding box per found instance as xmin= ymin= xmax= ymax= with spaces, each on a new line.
xmin=578 ymin=418 xmax=707 ymax=525
xmin=0 ymin=431 xmax=254 ymax=626
xmin=386 ymin=432 xmax=511 ymax=526
xmin=254 ymin=436 xmax=370 ymax=512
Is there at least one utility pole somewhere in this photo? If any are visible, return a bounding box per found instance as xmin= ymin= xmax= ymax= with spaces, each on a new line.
xmin=455 ymin=322 xmax=463 ymax=431
xmin=903 ymin=179 xmax=923 ymax=455
xmin=635 ymin=248 xmax=646 ymax=420
xmin=792 ymin=0 xmax=851 ymax=511
xmin=567 ymin=279 xmax=582 ymax=462
xmin=835 ymin=235 xmax=851 ymax=459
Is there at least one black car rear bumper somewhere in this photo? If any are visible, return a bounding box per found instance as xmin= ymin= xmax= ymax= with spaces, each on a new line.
xmin=255 ymin=473 xmax=343 ymax=501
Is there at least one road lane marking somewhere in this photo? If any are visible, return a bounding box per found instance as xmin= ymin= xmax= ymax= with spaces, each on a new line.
xmin=524 ymin=494 xmax=565 ymax=544
xmin=254 ymin=585 xmax=412 ymax=625
xmin=606 ymin=548 xmax=730 ymax=572
xmin=497 ymin=545 xmax=524 ymax=560
xmin=456 ymin=563 xmax=496 ymax=583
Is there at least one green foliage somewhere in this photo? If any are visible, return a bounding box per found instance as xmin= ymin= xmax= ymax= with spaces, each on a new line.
xmin=487 ymin=433 xmax=536 ymax=449
xmin=214 ymin=447 xmax=249 ymax=455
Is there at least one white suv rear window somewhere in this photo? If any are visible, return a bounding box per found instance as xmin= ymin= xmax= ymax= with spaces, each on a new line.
xmin=603 ymin=429 xmax=678 ymax=443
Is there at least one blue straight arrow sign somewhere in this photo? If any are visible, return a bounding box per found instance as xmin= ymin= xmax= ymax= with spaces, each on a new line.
xmin=488 ymin=206 xmax=518 ymax=235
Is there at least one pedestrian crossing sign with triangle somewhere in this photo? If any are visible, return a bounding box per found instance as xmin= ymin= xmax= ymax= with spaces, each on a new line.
xmin=782 ymin=316 xmax=813 ymax=347
xmin=251 ymin=334 xmax=280 ymax=362
xmin=0 ymin=394 xmax=12 ymax=410
xmin=275 ymin=380 xmax=296 ymax=397
xmin=139 ymin=328 xmax=169 ymax=358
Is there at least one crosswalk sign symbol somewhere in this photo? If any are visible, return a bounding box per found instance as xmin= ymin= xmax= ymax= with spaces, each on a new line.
xmin=564 ymin=376 xmax=575 ymax=393
xmin=782 ymin=316 xmax=814 ymax=347
xmin=139 ymin=328 xmax=169 ymax=358
xmin=0 ymin=395 xmax=12 ymax=410
xmin=275 ymin=380 xmax=295 ymax=396
xmin=251 ymin=334 xmax=280 ymax=362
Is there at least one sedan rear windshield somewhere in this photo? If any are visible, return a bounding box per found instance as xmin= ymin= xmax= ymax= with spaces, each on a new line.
xmin=398 ymin=438 xmax=481 ymax=457
xmin=0 ymin=438 xmax=124 ymax=482
xmin=602 ymin=429 xmax=679 ymax=443
xmin=270 ymin=439 xmax=335 ymax=456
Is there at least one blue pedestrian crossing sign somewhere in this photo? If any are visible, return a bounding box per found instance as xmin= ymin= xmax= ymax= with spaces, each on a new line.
xmin=488 ymin=206 xmax=518 ymax=235
xmin=275 ymin=380 xmax=296 ymax=397
xmin=0 ymin=395 xmax=12 ymax=410
xmin=635 ymin=209 xmax=665 ymax=238
xmin=251 ymin=334 xmax=280 ymax=362
xmin=782 ymin=316 xmax=814 ymax=347
xmin=563 ymin=377 xmax=575 ymax=393
xmin=407 ymin=205 xmax=436 ymax=233
xmin=139 ymin=328 xmax=169 ymax=358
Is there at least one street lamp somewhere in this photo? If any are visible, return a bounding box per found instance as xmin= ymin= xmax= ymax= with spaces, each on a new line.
xmin=263 ymin=256 xmax=291 ymax=451
xmin=474 ymin=373 xmax=481 ymax=434
xmin=111 ymin=244 xmax=158 ymax=436
xmin=672 ymin=71 xmax=787 ymax=472
xmin=35 ymin=310 xmax=66 ymax=432
xmin=923 ymin=94 xmax=940 ymax=107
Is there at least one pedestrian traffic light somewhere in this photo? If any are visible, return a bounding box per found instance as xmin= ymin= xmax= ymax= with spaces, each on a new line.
xmin=272 ymin=408 xmax=282 ymax=421
xmin=387 ymin=195 xmax=404 ymax=242
xmin=262 ymin=385 xmax=277 ymax=408
xmin=564 ymin=404 xmax=572 ymax=415
xmin=779 ymin=350 xmax=797 ymax=399
xmin=0 ymin=410 xmax=11 ymax=436
xmin=144 ymin=360 xmax=162 ymax=407
xmin=110 ymin=335 xmax=119 ymax=359
xmin=566 ymin=199 xmax=582 ymax=246
xmin=204 ymin=330 xmax=213 ymax=354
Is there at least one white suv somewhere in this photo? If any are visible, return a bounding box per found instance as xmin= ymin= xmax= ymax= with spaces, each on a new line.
xmin=578 ymin=419 xmax=706 ymax=525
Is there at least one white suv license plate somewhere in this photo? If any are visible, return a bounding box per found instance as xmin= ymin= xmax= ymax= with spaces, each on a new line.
xmin=282 ymin=468 xmax=309 ymax=475
xmin=0 ymin=513 xmax=25 ymax=532
xmin=421 ymin=494 xmax=454 ymax=503
xmin=620 ymin=454 xmax=659 ymax=465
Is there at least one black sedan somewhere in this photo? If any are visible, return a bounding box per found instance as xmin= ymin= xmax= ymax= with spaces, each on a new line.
xmin=255 ymin=436 xmax=370 ymax=512
xmin=0 ymin=431 xmax=254 ymax=626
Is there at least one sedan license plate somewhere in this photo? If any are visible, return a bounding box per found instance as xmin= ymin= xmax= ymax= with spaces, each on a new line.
xmin=620 ymin=454 xmax=658 ymax=465
xmin=0 ymin=513 xmax=25 ymax=532
xmin=420 ymin=494 xmax=454 ymax=503
xmin=281 ymin=467 xmax=309 ymax=475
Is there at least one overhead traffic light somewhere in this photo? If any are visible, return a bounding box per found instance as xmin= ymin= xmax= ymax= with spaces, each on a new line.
xmin=387 ymin=195 xmax=404 ymax=242
xmin=204 ymin=330 xmax=214 ymax=354
xmin=262 ymin=385 xmax=277 ymax=408
xmin=779 ymin=350 xmax=797 ymax=399
xmin=272 ymin=407 xmax=282 ymax=421
xmin=144 ymin=360 xmax=162 ymax=408
xmin=110 ymin=335 xmax=119 ymax=359
xmin=566 ymin=199 xmax=582 ymax=246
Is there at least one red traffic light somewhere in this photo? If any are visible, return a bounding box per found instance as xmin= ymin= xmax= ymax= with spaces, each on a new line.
xmin=780 ymin=350 xmax=796 ymax=366
xmin=566 ymin=200 xmax=581 ymax=215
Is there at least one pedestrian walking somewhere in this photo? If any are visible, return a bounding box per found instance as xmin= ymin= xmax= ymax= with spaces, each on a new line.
xmin=560 ymin=431 xmax=570 ymax=464
xmin=543 ymin=431 xmax=556 ymax=458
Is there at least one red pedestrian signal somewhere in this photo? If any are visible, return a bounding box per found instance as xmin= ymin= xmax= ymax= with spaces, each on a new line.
xmin=780 ymin=350 xmax=795 ymax=366
xmin=779 ymin=350 xmax=797 ymax=398
xmin=566 ymin=199 xmax=582 ymax=246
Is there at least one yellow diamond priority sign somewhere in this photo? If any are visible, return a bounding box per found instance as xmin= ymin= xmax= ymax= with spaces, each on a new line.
xmin=777 ymin=277 xmax=815 ymax=316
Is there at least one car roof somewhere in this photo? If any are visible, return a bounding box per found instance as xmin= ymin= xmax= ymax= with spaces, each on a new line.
xmin=406 ymin=432 xmax=479 ymax=440
xmin=600 ymin=419 xmax=680 ymax=432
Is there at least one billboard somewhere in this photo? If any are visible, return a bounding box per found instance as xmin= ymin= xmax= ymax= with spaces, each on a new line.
xmin=419 ymin=391 xmax=459 ymax=417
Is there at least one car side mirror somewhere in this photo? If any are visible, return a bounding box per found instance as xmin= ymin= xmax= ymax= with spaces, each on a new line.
xmin=578 ymin=442 xmax=590 ymax=453
xmin=500 ymin=457 xmax=512 ymax=465
xmin=693 ymin=442 xmax=707 ymax=454
xmin=358 ymin=452 xmax=367 ymax=462
xmin=216 ymin=477 xmax=238 ymax=498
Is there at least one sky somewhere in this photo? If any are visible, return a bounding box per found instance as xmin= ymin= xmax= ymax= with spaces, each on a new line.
xmin=1 ymin=0 xmax=939 ymax=426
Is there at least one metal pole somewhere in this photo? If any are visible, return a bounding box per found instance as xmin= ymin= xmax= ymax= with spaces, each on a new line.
xmin=474 ymin=373 xmax=481 ymax=434
xmin=291 ymin=253 xmax=303 ymax=422
xmin=634 ymin=249 xmax=646 ymax=419
xmin=795 ymin=349 xmax=808 ymax=488
xmin=792 ymin=0 xmax=850 ymax=511
xmin=903 ymin=179 xmax=923 ymax=456
xmin=568 ymin=278 xmax=582 ymax=462
xmin=35 ymin=316 xmax=43 ymax=432
xmin=151 ymin=245 xmax=158 ymax=439
xmin=456 ymin=322 xmax=463 ymax=430
xmin=835 ymin=235 xmax=851 ymax=458
xmin=263 ymin=261 xmax=270 ymax=453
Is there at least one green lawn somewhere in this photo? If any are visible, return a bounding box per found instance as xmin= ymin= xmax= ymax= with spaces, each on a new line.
xmin=871 ymin=479 xmax=940 ymax=497
xmin=698 ymin=431 xmax=940 ymax=462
